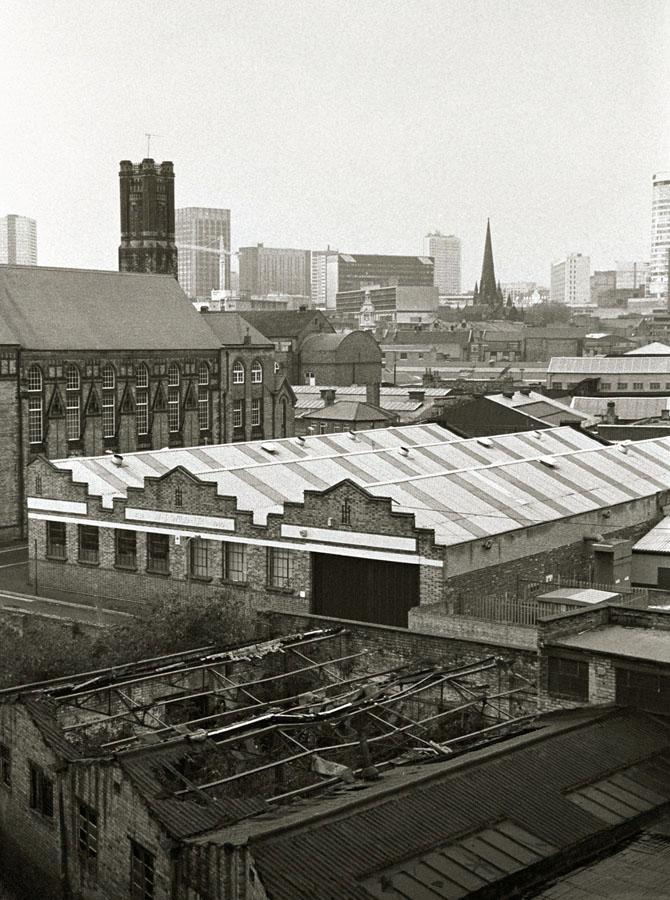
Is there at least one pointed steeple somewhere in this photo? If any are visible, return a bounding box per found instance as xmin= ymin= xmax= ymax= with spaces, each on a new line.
xmin=479 ymin=219 xmax=498 ymax=305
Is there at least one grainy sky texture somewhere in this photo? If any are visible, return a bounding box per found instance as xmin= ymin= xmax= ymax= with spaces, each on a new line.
xmin=2 ymin=0 xmax=669 ymax=287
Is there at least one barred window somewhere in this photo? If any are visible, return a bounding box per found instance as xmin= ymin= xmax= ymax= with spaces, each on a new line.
xmin=65 ymin=364 xmax=80 ymax=391
xmin=102 ymin=392 xmax=115 ymax=438
xmin=267 ymin=547 xmax=293 ymax=589
xmin=101 ymin=364 xmax=115 ymax=390
xmin=189 ymin=538 xmax=209 ymax=579
xmin=78 ymin=801 xmax=98 ymax=860
xmin=251 ymin=398 xmax=261 ymax=427
xmin=46 ymin=521 xmax=67 ymax=559
xmin=198 ymin=385 xmax=209 ymax=431
xmin=28 ymin=396 xmax=43 ymax=444
xmin=168 ymin=363 xmax=180 ymax=387
xmin=147 ymin=533 xmax=169 ymax=574
xmin=251 ymin=361 xmax=263 ymax=383
xmin=1 ymin=742 xmax=10 ymax=787
xmin=115 ymin=530 xmax=137 ymax=568
xmin=136 ymin=364 xmax=149 ymax=389
xmin=223 ymin=543 xmax=247 ymax=582
xmin=233 ymin=399 xmax=243 ymax=429
xmin=198 ymin=361 xmax=209 ymax=385
xmin=232 ymin=361 xmax=245 ymax=384
xmin=130 ymin=840 xmax=155 ymax=900
xmin=27 ymin=365 xmax=42 ymax=392
xmin=136 ymin=389 xmax=148 ymax=435
xmin=29 ymin=763 xmax=54 ymax=817
xmin=66 ymin=395 xmax=80 ymax=441
xmin=78 ymin=525 xmax=99 ymax=564
xmin=168 ymin=386 xmax=180 ymax=432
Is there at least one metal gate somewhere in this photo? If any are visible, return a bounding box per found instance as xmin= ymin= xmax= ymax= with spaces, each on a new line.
xmin=312 ymin=553 xmax=419 ymax=627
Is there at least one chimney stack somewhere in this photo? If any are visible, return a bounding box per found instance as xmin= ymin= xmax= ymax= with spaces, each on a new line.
xmin=606 ymin=400 xmax=617 ymax=424
xmin=320 ymin=388 xmax=336 ymax=407
xmin=366 ymin=382 xmax=381 ymax=407
xmin=408 ymin=389 xmax=425 ymax=402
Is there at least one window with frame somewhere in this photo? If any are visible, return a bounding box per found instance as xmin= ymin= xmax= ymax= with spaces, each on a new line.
xmin=600 ymin=382 xmax=611 ymax=390
xmin=147 ymin=532 xmax=169 ymax=574
xmin=102 ymin=391 xmax=115 ymax=438
xmin=65 ymin=364 xmax=80 ymax=391
xmin=304 ymin=371 xmax=315 ymax=384
xmin=232 ymin=360 xmax=245 ymax=384
xmin=547 ymin=654 xmax=589 ymax=701
xmin=29 ymin=762 xmax=54 ymax=817
xmin=27 ymin=365 xmax=43 ymax=392
xmin=189 ymin=538 xmax=209 ymax=579
xmin=78 ymin=525 xmax=99 ymax=564
xmin=136 ymin=364 xmax=149 ymax=389
xmin=66 ymin=394 xmax=80 ymax=441
xmin=168 ymin=363 xmax=180 ymax=387
xmin=168 ymin=386 xmax=180 ymax=432
xmin=552 ymin=382 xmax=563 ymax=390
xmin=616 ymin=382 xmax=628 ymax=390
xmin=136 ymin=389 xmax=149 ymax=435
xmin=130 ymin=840 xmax=155 ymax=900
xmin=46 ymin=521 xmax=67 ymax=559
xmin=28 ymin=396 xmax=43 ymax=444
xmin=0 ymin=742 xmax=10 ymax=787
xmin=319 ymin=422 xmax=327 ymax=434
xmin=632 ymin=382 xmax=644 ymax=390
xmin=615 ymin=664 xmax=670 ymax=715
xmin=233 ymin=399 xmax=244 ymax=429
xmin=251 ymin=398 xmax=262 ymax=427
xmin=78 ymin=801 xmax=98 ymax=861
xmin=650 ymin=382 xmax=661 ymax=389
xmin=251 ymin=360 xmax=263 ymax=383
xmin=115 ymin=530 xmax=137 ymax=568
xmin=267 ymin=547 xmax=293 ymax=589
xmin=101 ymin=364 xmax=115 ymax=390
xmin=222 ymin=543 xmax=247 ymax=582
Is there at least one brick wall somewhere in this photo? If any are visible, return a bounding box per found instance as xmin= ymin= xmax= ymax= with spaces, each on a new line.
xmin=409 ymin=604 xmax=538 ymax=650
xmin=0 ymin=352 xmax=21 ymax=542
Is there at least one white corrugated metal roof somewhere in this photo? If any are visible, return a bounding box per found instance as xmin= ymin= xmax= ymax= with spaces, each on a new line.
xmin=488 ymin=391 xmax=591 ymax=423
xmin=571 ymin=396 xmax=670 ymax=421
xmin=48 ymin=425 xmax=670 ymax=550
xmin=549 ymin=356 xmax=670 ymax=374
xmin=625 ymin=342 xmax=670 ymax=356
xmin=633 ymin=517 xmax=670 ymax=553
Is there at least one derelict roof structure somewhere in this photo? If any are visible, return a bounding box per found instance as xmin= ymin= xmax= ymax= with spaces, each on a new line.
xmin=42 ymin=423 xmax=670 ymax=549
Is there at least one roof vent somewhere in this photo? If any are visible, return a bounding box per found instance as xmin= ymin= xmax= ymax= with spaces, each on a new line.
xmin=111 ymin=453 xmax=124 ymax=467
xmin=477 ymin=437 xmax=493 ymax=448
xmin=349 ymin=430 xmax=358 ymax=441
xmin=533 ymin=430 xmax=543 ymax=438
xmin=619 ymin=440 xmax=631 ymax=454
xmin=399 ymin=446 xmax=411 ymax=457
xmin=295 ymin=436 xmax=306 ymax=445
xmin=261 ymin=443 xmax=277 ymax=454
xmin=539 ymin=456 xmax=556 ymax=468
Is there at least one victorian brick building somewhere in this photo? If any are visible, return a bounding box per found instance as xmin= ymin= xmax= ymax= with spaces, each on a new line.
xmin=0 ymin=265 xmax=294 ymax=542
xmin=118 ymin=158 xmax=177 ymax=277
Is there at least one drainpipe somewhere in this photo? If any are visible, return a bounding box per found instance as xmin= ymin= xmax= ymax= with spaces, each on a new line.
xmin=16 ymin=347 xmax=26 ymax=540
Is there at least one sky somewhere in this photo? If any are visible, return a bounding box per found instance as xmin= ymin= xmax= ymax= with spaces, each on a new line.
xmin=2 ymin=0 xmax=670 ymax=288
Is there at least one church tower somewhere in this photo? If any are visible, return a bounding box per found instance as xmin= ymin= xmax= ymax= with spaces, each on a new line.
xmin=118 ymin=159 xmax=177 ymax=276
xmin=476 ymin=218 xmax=502 ymax=305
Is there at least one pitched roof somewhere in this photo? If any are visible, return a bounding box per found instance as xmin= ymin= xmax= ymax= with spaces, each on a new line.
xmin=45 ymin=424 xmax=670 ymax=550
xmin=379 ymin=330 xmax=471 ymax=346
xmin=487 ymin=391 xmax=591 ymax=426
xmin=0 ymin=264 xmax=221 ymax=350
xmin=625 ymin=341 xmax=670 ymax=355
xmin=237 ymin=310 xmax=333 ymax=339
xmin=549 ymin=356 xmax=670 ymax=374
xmin=207 ymin=708 xmax=670 ymax=900
xmin=571 ymin=396 xmax=670 ymax=421
xmin=633 ymin=516 xmax=670 ymax=553
xmin=199 ymin=311 xmax=273 ymax=347
xmin=299 ymin=401 xmax=394 ymax=422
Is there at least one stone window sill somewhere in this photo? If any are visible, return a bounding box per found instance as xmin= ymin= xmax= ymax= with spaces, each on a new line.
xmin=266 ymin=586 xmax=295 ymax=595
xmin=188 ymin=575 xmax=213 ymax=584
xmin=221 ymin=578 xmax=249 ymax=588
xmin=46 ymin=554 xmax=68 ymax=563
xmin=114 ymin=564 xmax=138 ymax=573
xmin=77 ymin=560 xmax=100 ymax=568
xmin=146 ymin=568 xmax=171 ymax=577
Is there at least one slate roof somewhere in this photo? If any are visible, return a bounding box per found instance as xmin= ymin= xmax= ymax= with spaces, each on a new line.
xmin=552 ymin=624 xmax=670 ymax=664
xmin=299 ymin=401 xmax=394 ymax=422
xmin=487 ymin=391 xmax=591 ymax=426
xmin=238 ymin=310 xmax=333 ymax=340
xmin=0 ymin=265 xmax=221 ymax=350
xmin=192 ymin=708 xmax=670 ymax=900
xmin=633 ymin=516 xmax=670 ymax=554
xmin=199 ymin=311 xmax=274 ymax=347
xmin=45 ymin=424 xmax=670 ymax=549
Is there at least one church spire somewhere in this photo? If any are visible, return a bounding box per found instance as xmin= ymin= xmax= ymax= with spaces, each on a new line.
xmin=479 ymin=218 xmax=498 ymax=305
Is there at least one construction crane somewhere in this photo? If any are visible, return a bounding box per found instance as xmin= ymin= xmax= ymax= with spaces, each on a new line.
xmin=180 ymin=237 xmax=238 ymax=291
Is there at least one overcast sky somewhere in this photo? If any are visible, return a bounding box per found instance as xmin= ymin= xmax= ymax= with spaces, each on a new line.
xmin=2 ymin=0 xmax=669 ymax=287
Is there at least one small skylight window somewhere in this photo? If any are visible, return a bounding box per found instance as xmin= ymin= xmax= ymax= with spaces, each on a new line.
xmin=261 ymin=443 xmax=277 ymax=454
xmin=539 ymin=457 xmax=557 ymax=468
xmin=477 ymin=438 xmax=493 ymax=447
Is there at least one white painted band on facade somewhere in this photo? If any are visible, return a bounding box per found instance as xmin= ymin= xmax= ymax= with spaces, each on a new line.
xmin=281 ymin=524 xmax=416 ymax=552
xmin=124 ymin=508 xmax=235 ymax=532
xmin=28 ymin=513 xmax=442 ymax=567
xmin=27 ymin=497 xmax=87 ymax=515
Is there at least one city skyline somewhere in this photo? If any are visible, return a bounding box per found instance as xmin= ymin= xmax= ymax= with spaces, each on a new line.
xmin=2 ymin=0 xmax=669 ymax=288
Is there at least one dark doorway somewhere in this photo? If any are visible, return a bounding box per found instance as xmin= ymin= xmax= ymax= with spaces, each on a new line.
xmin=312 ymin=553 xmax=420 ymax=627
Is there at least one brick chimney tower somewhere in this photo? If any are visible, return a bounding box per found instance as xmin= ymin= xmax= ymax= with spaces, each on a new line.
xmin=118 ymin=159 xmax=177 ymax=276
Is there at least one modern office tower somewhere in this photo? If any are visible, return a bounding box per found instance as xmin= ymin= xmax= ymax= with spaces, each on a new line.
xmin=118 ymin=158 xmax=177 ymax=276
xmin=550 ymin=253 xmax=591 ymax=305
xmin=311 ymin=249 xmax=340 ymax=308
xmin=0 ymin=215 xmax=37 ymax=264
xmin=176 ymin=207 xmax=231 ymax=299
xmin=331 ymin=253 xmax=434 ymax=294
xmin=423 ymin=231 xmax=461 ymax=293
xmin=239 ymin=244 xmax=311 ymax=297
xmin=474 ymin=219 xmax=502 ymax=305
xmin=649 ymin=173 xmax=670 ymax=302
